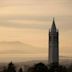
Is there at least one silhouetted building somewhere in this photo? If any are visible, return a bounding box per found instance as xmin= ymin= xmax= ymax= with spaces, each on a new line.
xmin=48 ymin=18 xmax=59 ymax=64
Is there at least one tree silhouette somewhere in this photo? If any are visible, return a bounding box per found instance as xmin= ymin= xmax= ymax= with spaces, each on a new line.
xmin=58 ymin=65 xmax=67 ymax=72
xmin=3 ymin=66 xmax=7 ymax=72
xmin=27 ymin=67 xmax=34 ymax=72
xmin=7 ymin=62 xmax=16 ymax=72
xmin=33 ymin=62 xmax=48 ymax=72
xmin=18 ymin=68 xmax=23 ymax=72
xmin=48 ymin=63 xmax=59 ymax=72
xmin=67 ymin=64 xmax=72 ymax=72
xmin=49 ymin=63 xmax=67 ymax=72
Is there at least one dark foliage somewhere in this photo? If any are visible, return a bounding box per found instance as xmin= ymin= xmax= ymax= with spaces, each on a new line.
xmin=33 ymin=63 xmax=48 ymax=72
xmin=3 ymin=62 xmax=16 ymax=72
xmin=27 ymin=62 xmax=48 ymax=72
xmin=3 ymin=66 xmax=7 ymax=72
xmin=67 ymin=64 xmax=72 ymax=72
xmin=3 ymin=62 xmax=72 ymax=72
xmin=49 ymin=63 xmax=67 ymax=72
xmin=27 ymin=67 xmax=34 ymax=72
xmin=7 ymin=62 xmax=16 ymax=72
xmin=18 ymin=68 xmax=23 ymax=72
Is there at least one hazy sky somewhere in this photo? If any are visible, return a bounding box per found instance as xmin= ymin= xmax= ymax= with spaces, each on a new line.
xmin=0 ymin=0 xmax=72 ymax=62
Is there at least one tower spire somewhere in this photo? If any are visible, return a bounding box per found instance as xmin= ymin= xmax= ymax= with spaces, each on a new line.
xmin=51 ymin=18 xmax=57 ymax=32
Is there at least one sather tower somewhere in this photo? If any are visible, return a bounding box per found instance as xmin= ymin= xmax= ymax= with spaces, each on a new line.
xmin=48 ymin=18 xmax=59 ymax=64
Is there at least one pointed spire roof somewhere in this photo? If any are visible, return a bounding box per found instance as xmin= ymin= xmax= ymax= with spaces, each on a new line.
xmin=51 ymin=18 xmax=57 ymax=32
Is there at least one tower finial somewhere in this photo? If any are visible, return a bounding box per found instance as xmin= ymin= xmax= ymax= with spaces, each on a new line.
xmin=51 ymin=18 xmax=57 ymax=32
xmin=53 ymin=17 xmax=55 ymax=26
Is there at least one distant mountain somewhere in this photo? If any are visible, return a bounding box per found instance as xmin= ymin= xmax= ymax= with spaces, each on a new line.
xmin=0 ymin=41 xmax=47 ymax=54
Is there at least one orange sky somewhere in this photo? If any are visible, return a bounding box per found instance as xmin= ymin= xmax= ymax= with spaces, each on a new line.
xmin=0 ymin=0 xmax=72 ymax=62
